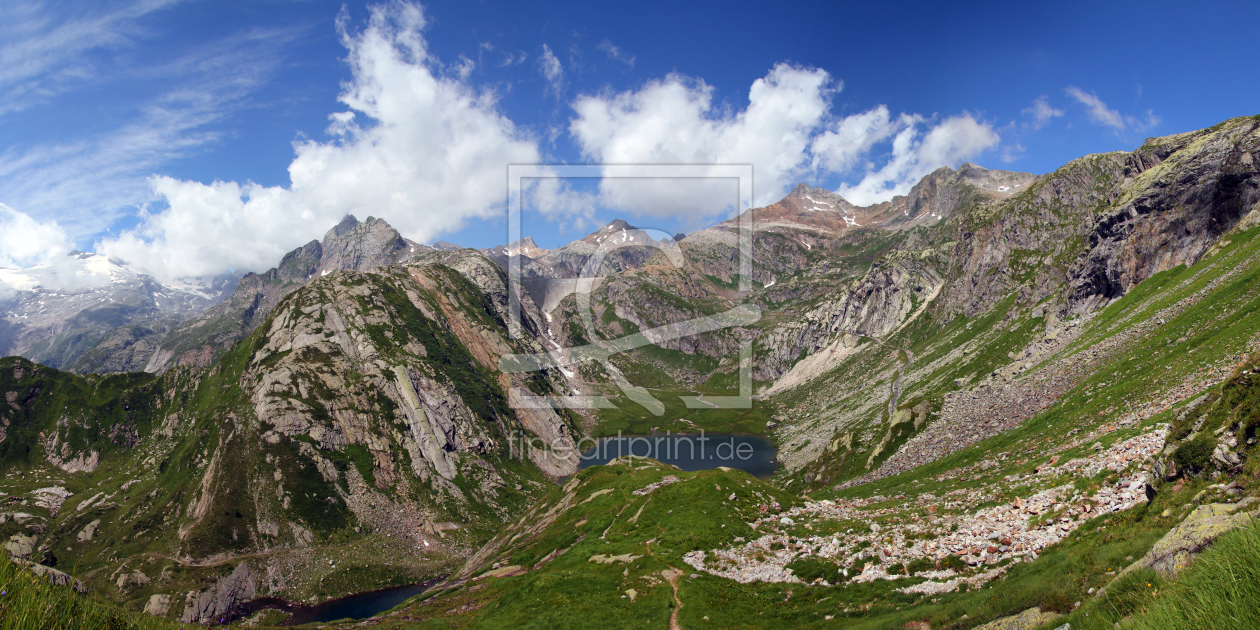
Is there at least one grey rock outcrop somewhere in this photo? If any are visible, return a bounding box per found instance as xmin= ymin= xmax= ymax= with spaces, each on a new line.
xmin=1119 ymin=499 xmax=1259 ymax=579
xmin=1068 ymin=120 xmax=1260 ymax=312
xmin=143 ymin=593 xmax=173 ymax=617
xmin=145 ymin=215 xmax=428 ymax=373
xmin=180 ymin=562 xmax=256 ymax=624
xmin=3 ymin=533 xmax=36 ymax=557
xmin=10 ymin=557 xmax=87 ymax=594
xmin=974 ymin=607 xmax=1061 ymax=630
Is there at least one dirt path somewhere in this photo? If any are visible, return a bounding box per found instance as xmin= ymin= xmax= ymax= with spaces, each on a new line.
xmin=645 ymin=538 xmax=685 ymax=630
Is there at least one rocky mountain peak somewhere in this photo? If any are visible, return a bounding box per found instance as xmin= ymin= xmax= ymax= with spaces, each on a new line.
xmin=329 ymin=214 xmax=360 ymax=237
xmin=951 ymin=162 xmax=1040 ymax=196
xmin=786 ymin=183 xmax=857 ymax=213
xmin=581 ymin=219 xmax=640 ymax=246
xmin=316 ymin=216 xmax=421 ymax=276
xmin=484 ymin=236 xmax=550 ymax=259
xmin=141 ymin=215 xmax=430 ymax=374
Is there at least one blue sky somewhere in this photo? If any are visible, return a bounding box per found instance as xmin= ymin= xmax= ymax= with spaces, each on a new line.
xmin=0 ymin=0 xmax=1256 ymax=280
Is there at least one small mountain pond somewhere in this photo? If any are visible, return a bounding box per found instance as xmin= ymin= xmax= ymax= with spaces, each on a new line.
xmin=576 ymin=432 xmax=778 ymax=478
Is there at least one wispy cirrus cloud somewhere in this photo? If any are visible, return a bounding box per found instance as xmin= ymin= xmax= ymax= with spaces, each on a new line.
xmin=596 ymin=39 xmax=635 ymax=69
xmin=1065 ymin=86 xmax=1159 ymax=133
xmin=0 ymin=0 xmax=178 ymax=117
xmin=1023 ymin=95 xmax=1064 ymax=130
xmin=0 ymin=14 xmax=303 ymax=241
xmin=537 ymin=44 xmax=564 ymax=96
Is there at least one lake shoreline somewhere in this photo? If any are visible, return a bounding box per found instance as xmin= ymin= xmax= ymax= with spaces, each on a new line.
xmin=575 ymin=432 xmax=779 ymax=478
xmin=228 ymin=576 xmax=444 ymax=626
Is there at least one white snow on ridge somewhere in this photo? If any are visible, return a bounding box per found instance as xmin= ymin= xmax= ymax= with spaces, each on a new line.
xmin=0 ymin=253 xmax=129 ymax=294
xmin=0 ymin=252 xmax=227 ymax=303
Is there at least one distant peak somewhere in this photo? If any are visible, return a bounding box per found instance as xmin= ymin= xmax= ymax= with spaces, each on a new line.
xmin=601 ymin=218 xmax=636 ymax=231
xmin=785 ymin=183 xmax=854 ymax=212
xmin=332 ymin=214 xmax=360 ymax=236
xmin=486 ymin=236 xmax=549 ymax=258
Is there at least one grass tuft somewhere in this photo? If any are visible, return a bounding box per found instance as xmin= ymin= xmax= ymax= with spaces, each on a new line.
xmin=0 ymin=554 xmax=178 ymax=630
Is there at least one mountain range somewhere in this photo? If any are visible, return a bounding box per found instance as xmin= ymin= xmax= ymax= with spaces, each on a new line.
xmin=0 ymin=114 xmax=1258 ymax=628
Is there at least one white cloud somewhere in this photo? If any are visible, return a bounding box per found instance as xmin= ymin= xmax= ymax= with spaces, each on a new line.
xmin=453 ymin=53 xmax=475 ymax=80
xmin=0 ymin=203 xmax=73 ymax=269
xmin=596 ymin=39 xmax=635 ymax=69
xmin=499 ymin=50 xmax=527 ymax=67
xmin=9 ymin=1 xmax=1004 ymax=283
xmin=1065 ymin=86 xmax=1160 ymax=133
xmin=569 ymin=64 xmax=835 ymax=217
xmin=838 ymin=114 xmax=1000 ymax=206
xmin=1023 ymin=95 xmax=1063 ymax=130
xmin=1065 ymin=87 xmax=1125 ymax=129
xmin=569 ymin=63 xmax=999 ymax=217
xmin=0 ymin=0 xmax=179 ymax=117
xmin=537 ymin=44 xmax=564 ymax=96
xmin=810 ymin=105 xmax=909 ymax=173
xmin=0 ymin=22 xmax=299 ymax=242
xmin=98 ymin=1 xmax=543 ymax=281
xmin=1001 ymin=143 xmax=1026 ymax=163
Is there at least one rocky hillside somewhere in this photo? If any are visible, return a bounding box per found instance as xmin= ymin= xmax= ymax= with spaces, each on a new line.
xmin=142 ymin=215 xmax=432 ymax=374
xmin=0 ymin=252 xmax=238 ymax=373
xmin=288 ymin=115 xmax=1260 ymax=630
xmin=0 ymin=251 xmax=582 ymax=623
xmin=1 ymin=115 xmax=1258 ymax=628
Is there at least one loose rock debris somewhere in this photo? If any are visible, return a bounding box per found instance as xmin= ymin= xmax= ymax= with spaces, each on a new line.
xmin=685 ymin=428 xmax=1167 ymax=594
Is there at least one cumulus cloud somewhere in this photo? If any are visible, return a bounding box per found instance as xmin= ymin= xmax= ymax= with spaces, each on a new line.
xmin=596 ymin=39 xmax=634 ymax=69
xmin=570 ymin=64 xmax=833 ymax=218
xmin=98 ymin=1 xmax=542 ymax=281
xmin=29 ymin=1 xmax=999 ymax=282
xmin=810 ymin=105 xmax=909 ymax=173
xmin=0 ymin=203 xmax=73 ymax=269
xmin=569 ymin=63 xmax=999 ymax=218
xmin=837 ymin=115 xmax=1000 ymax=206
xmin=1023 ymin=95 xmax=1063 ymax=130
xmin=1065 ymin=86 xmax=1160 ymax=133
xmin=537 ymin=44 xmax=564 ymax=96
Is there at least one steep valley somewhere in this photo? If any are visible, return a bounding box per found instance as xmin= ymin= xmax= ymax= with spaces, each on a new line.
xmin=1 ymin=115 xmax=1260 ymax=628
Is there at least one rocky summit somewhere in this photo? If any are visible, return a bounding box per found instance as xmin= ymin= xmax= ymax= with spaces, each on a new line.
xmin=2 ymin=115 xmax=1260 ymax=629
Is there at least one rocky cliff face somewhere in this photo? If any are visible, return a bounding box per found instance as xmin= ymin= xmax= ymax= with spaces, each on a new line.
xmin=755 ymin=256 xmax=943 ymax=382
xmin=3 ymin=115 xmax=1260 ymax=625
xmin=1067 ymin=120 xmax=1260 ymax=312
xmin=143 ymin=215 xmax=429 ymax=374
xmin=0 ymin=251 xmax=577 ymax=611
